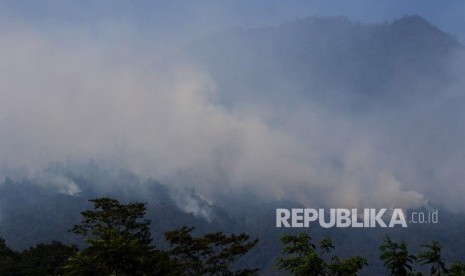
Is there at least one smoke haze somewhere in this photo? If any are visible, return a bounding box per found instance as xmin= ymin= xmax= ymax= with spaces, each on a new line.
xmin=1 ymin=3 xmax=465 ymax=212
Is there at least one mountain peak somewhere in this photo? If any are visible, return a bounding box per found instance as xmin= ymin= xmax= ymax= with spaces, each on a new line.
xmin=385 ymin=14 xmax=461 ymax=52
xmin=393 ymin=15 xmax=431 ymax=26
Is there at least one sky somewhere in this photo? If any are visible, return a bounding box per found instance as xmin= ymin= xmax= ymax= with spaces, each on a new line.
xmin=0 ymin=1 xmax=464 ymax=211
xmin=0 ymin=1 xmax=464 ymax=46
xmin=0 ymin=1 xmax=463 ymax=67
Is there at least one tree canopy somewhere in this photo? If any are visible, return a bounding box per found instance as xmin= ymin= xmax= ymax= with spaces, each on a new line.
xmin=63 ymin=197 xmax=258 ymax=275
xmin=1 ymin=197 xmax=465 ymax=275
xmin=277 ymin=232 xmax=367 ymax=276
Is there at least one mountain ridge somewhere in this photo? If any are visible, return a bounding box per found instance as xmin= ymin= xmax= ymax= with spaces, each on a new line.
xmin=182 ymin=15 xmax=464 ymax=111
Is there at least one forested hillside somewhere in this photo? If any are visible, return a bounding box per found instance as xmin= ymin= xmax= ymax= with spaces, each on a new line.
xmin=1 ymin=162 xmax=465 ymax=274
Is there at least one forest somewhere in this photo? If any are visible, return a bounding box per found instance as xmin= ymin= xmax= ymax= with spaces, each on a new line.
xmin=1 ymin=196 xmax=464 ymax=275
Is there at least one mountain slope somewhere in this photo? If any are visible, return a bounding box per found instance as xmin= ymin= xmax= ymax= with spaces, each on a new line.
xmin=182 ymin=15 xmax=463 ymax=110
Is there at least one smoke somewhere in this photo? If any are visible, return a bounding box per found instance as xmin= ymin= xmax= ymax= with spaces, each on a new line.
xmin=30 ymin=171 xmax=81 ymax=196
xmin=170 ymin=189 xmax=215 ymax=222
xmin=0 ymin=10 xmax=465 ymax=213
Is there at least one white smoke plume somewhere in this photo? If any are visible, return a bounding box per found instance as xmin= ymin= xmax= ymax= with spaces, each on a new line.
xmin=0 ymin=10 xmax=464 ymax=212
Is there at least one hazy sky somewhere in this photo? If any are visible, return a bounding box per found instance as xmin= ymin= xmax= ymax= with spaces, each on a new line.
xmin=0 ymin=1 xmax=464 ymax=43
xmin=0 ymin=1 xmax=463 ymax=66
xmin=0 ymin=1 xmax=464 ymax=211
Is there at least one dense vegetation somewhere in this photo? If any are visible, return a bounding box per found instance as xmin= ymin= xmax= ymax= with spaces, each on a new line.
xmin=277 ymin=233 xmax=465 ymax=275
xmin=1 ymin=197 xmax=259 ymax=275
xmin=1 ymin=167 xmax=465 ymax=275
xmin=1 ymin=196 xmax=464 ymax=275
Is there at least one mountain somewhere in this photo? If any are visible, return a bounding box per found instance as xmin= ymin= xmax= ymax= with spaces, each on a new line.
xmin=0 ymin=163 xmax=235 ymax=251
xmin=182 ymin=15 xmax=463 ymax=111
xmin=1 ymin=162 xmax=465 ymax=275
xmin=1 ymin=15 xmax=465 ymax=275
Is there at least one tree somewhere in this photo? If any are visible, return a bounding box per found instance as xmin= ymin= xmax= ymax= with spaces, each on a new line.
xmin=70 ymin=197 xmax=152 ymax=245
xmin=447 ymin=261 xmax=465 ymax=276
xmin=379 ymin=236 xmax=417 ymax=276
xmin=19 ymin=241 xmax=78 ymax=276
xmin=276 ymin=233 xmax=367 ymax=276
xmin=64 ymin=197 xmax=166 ymax=275
xmin=417 ymin=240 xmax=447 ymax=275
xmin=277 ymin=233 xmax=325 ymax=275
xmin=0 ymin=237 xmax=20 ymax=275
xmin=328 ymin=255 xmax=369 ymax=276
xmin=164 ymin=226 xmax=259 ymax=275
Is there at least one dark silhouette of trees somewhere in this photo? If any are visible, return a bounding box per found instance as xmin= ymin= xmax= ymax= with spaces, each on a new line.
xmin=0 ymin=238 xmax=20 ymax=275
xmin=63 ymin=197 xmax=258 ymax=275
xmin=0 ymin=239 xmax=77 ymax=276
xmin=379 ymin=236 xmax=465 ymax=276
xmin=19 ymin=241 xmax=78 ymax=275
xmin=447 ymin=261 xmax=465 ymax=275
xmin=165 ymin=226 xmax=259 ymax=275
xmin=3 ymin=197 xmax=465 ymax=275
xmin=417 ymin=240 xmax=447 ymax=275
xmin=379 ymin=236 xmax=417 ymax=276
xmin=276 ymin=233 xmax=367 ymax=276
xmin=64 ymin=197 xmax=161 ymax=275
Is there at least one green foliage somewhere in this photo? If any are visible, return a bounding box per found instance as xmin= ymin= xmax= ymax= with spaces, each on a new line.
xmin=164 ymin=226 xmax=259 ymax=275
xmin=0 ymin=237 xmax=20 ymax=275
xmin=417 ymin=240 xmax=447 ymax=275
xmin=64 ymin=197 xmax=162 ymax=275
xmin=379 ymin=236 xmax=416 ymax=276
xmin=277 ymin=233 xmax=325 ymax=275
xmin=276 ymin=232 xmax=367 ymax=276
xmin=19 ymin=241 xmax=78 ymax=276
xmin=64 ymin=250 xmax=110 ymax=275
xmin=447 ymin=261 xmax=465 ymax=276
xmin=329 ymin=255 xmax=369 ymax=276
xmin=379 ymin=238 xmax=465 ymax=276
xmin=70 ymin=197 xmax=152 ymax=245
xmin=5 ymin=195 xmax=464 ymax=276
xmin=64 ymin=197 xmax=258 ymax=275
xmin=0 ymin=239 xmax=78 ymax=276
